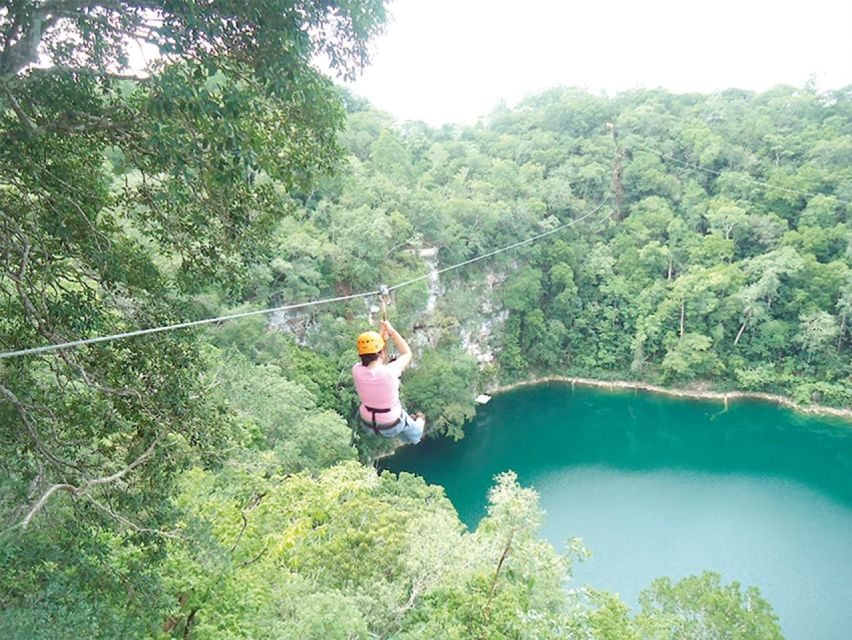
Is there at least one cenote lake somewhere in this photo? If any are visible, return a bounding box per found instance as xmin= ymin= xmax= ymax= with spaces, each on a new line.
xmin=381 ymin=383 xmax=852 ymax=640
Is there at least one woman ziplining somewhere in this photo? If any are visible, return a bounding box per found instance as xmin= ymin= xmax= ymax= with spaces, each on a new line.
xmin=352 ymin=318 xmax=426 ymax=445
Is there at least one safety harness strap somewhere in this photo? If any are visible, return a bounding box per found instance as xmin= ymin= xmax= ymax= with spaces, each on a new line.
xmin=362 ymin=405 xmax=402 ymax=435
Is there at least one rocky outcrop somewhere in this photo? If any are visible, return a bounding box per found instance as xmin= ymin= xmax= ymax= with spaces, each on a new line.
xmin=269 ymin=307 xmax=312 ymax=345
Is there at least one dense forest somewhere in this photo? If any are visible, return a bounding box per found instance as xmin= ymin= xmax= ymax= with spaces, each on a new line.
xmin=1 ymin=1 xmax=849 ymax=637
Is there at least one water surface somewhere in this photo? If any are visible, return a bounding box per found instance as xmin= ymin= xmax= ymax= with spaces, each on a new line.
xmin=382 ymin=383 xmax=852 ymax=639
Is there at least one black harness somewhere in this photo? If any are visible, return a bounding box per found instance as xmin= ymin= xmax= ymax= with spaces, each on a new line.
xmin=361 ymin=405 xmax=403 ymax=435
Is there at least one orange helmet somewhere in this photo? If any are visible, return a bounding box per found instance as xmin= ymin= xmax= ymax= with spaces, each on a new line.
xmin=357 ymin=331 xmax=384 ymax=355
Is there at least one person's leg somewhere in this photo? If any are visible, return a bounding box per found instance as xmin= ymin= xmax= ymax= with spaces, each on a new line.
xmin=396 ymin=410 xmax=425 ymax=444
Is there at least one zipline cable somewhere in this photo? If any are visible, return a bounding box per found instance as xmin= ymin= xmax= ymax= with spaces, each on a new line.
xmin=388 ymin=198 xmax=609 ymax=292
xmin=0 ymin=199 xmax=609 ymax=360
xmin=0 ymin=291 xmax=380 ymax=360
xmin=628 ymin=140 xmax=852 ymax=207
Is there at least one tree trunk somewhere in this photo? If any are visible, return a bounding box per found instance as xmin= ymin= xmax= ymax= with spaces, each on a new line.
xmin=607 ymin=123 xmax=625 ymax=222
xmin=612 ymin=152 xmax=625 ymax=222
xmin=183 ymin=608 xmax=199 ymax=639
xmin=734 ymin=322 xmax=747 ymax=345
xmin=481 ymin=526 xmax=515 ymax=637
xmin=679 ymin=297 xmax=685 ymax=338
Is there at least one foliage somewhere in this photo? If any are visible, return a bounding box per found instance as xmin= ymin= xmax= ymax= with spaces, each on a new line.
xmin=161 ymin=465 xmax=587 ymax=639
xmin=1 ymin=8 xmax=835 ymax=635
xmin=0 ymin=2 xmax=387 ymax=636
xmin=204 ymin=346 xmax=356 ymax=474
xmin=209 ymin=314 xmax=344 ymax=411
xmin=0 ymin=0 xmax=387 ymax=534
xmin=404 ymin=347 xmax=478 ymax=439
xmin=634 ymin=572 xmax=783 ymax=639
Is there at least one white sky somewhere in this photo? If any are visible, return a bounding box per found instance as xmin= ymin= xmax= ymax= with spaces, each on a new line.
xmin=345 ymin=0 xmax=852 ymax=126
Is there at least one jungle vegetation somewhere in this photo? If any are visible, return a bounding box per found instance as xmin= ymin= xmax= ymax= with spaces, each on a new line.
xmin=2 ymin=0 xmax=849 ymax=637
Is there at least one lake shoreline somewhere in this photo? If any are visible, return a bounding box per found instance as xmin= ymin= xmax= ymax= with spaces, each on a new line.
xmin=373 ymin=376 xmax=852 ymax=464
xmin=488 ymin=376 xmax=852 ymax=421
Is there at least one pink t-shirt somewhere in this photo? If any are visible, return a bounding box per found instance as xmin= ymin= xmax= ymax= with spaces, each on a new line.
xmin=352 ymin=361 xmax=403 ymax=424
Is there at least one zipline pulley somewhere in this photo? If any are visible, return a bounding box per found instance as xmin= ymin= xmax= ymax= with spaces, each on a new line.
xmin=379 ymin=284 xmax=390 ymax=322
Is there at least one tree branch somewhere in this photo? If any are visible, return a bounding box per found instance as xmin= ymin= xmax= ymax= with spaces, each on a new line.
xmin=10 ymin=432 xmax=163 ymax=530
xmin=18 ymin=482 xmax=77 ymax=529
xmin=396 ymin=584 xmax=422 ymax=616
xmin=239 ymin=546 xmax=268 ymax=568
xmin=0 ymin=382 xmax=84 ymax=471
xmin=0 ymin=82 xmax=37 ymax=132
xmin=10 ymin=65 xmax=152 ymax=85
xmin=481 ymin=525 xmax=515 ymax=634
xmin=85 ymin=495 xmax=180 ymax=538
xmin=229 ymin=491 xmax=266 ymax=553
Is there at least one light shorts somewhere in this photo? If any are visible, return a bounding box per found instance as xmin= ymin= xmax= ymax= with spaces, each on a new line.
xmin=362 ymin=409 xmax=423 ymax=444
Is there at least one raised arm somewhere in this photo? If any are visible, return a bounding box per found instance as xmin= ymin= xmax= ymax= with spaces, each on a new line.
xmin=381 ymin=320 xmax=413 ymax=372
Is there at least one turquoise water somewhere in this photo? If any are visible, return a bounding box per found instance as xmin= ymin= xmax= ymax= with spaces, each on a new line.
xmin=381 ymin=383 xmax=852 ymax=639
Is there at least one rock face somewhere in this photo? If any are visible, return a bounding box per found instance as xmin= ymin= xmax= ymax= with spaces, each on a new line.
xmin=408 ymin=247 xmax=507 ymax=364
xmin=409 ymin=247 xmax=443 ymax=352
xmin=419 ymin=246 xmax=441 ymax=315
xmin=461 ymin=308 xmax=507 ymax=364
xmin=269 ymin=307 xmax=312 ymax=345
xmin=267 ymin=245 xmax=509 ymax=366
